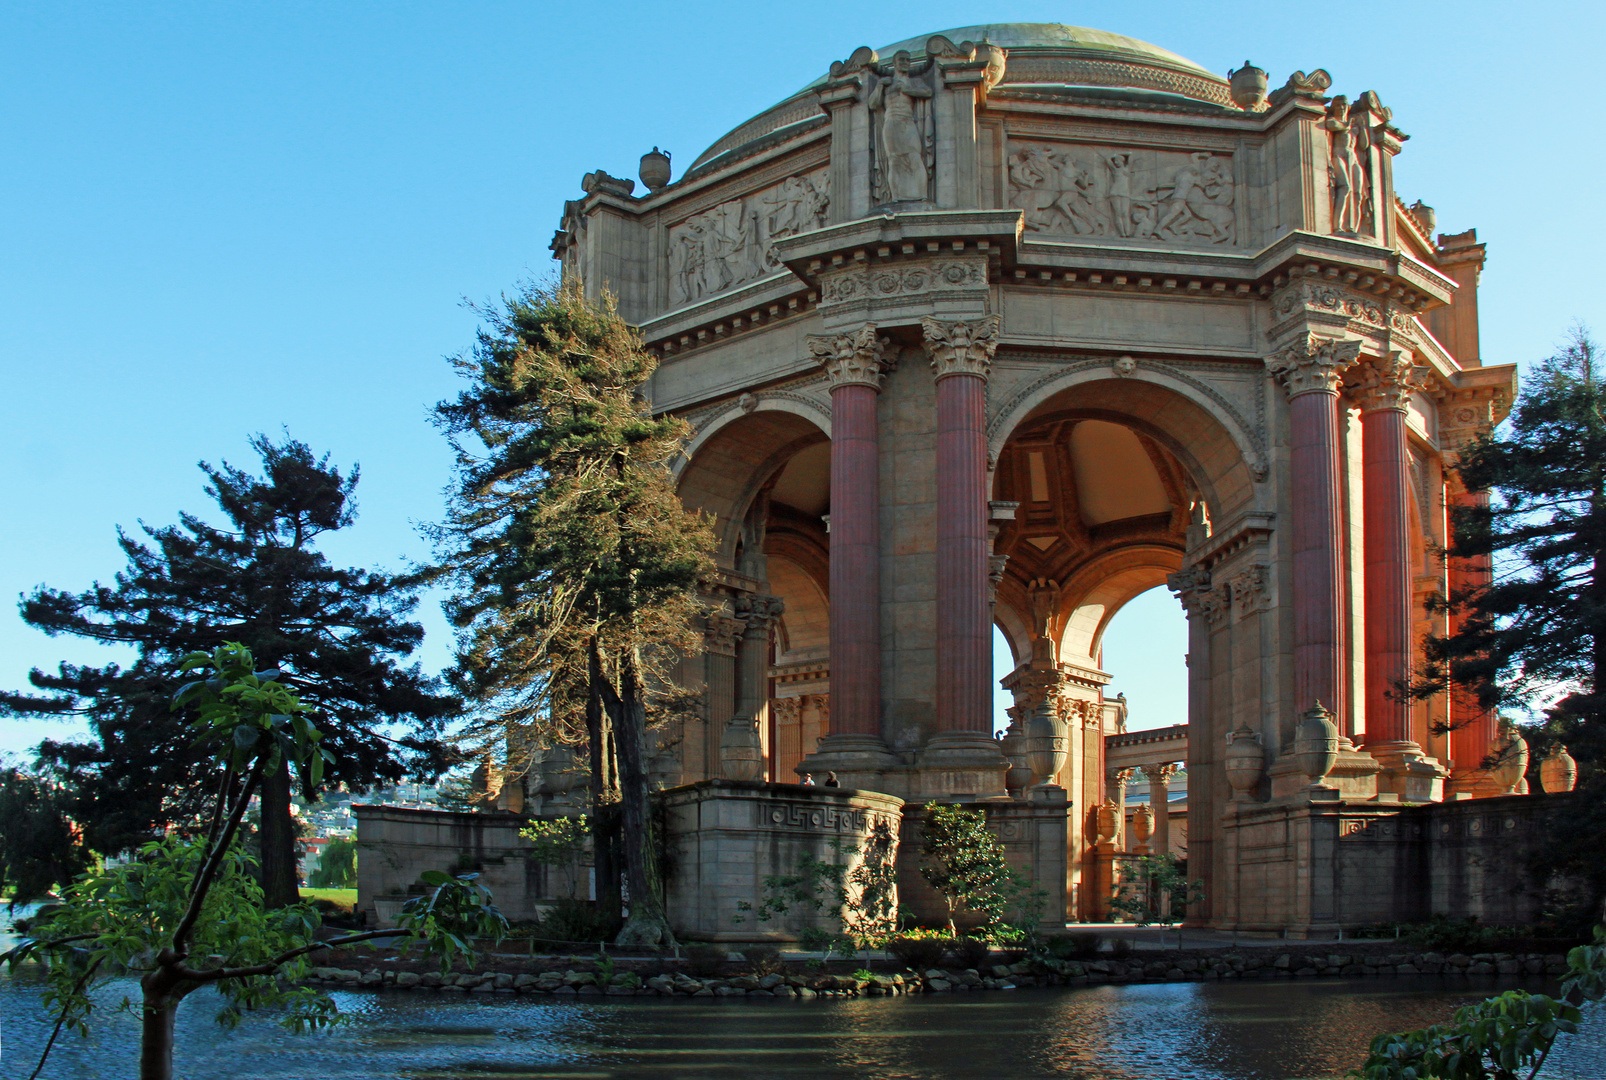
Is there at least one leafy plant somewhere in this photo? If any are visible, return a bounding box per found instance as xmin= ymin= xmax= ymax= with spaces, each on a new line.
xmin=745 ymin=944 xmax=784 ymax=976
xmin=886 ymin=934 xmax=949 ymax=970
xmin=593 ymin=951 xmax=615 ymax=984
xmin=1 ymin=645 xmax=502 ymax=1080
xmin=852 ymin=968 xmax=874 ymax=982
xmin=1109 ymin=853 xmax=1202 ymax=926
xmin=1353 ymin=925 xmax=1606 ymax=1080
xmin=519 ymin=814 xmax=590 ymax=900
xmin=733 ymin=821 xmax=898 ymax=956
xmin=919 ymin=804 xmax=1012 ymax=935
xmin=307 ymin=837 xmax=358 ymax=889
xmin=683 ymin=943 xmax=728 ymax=977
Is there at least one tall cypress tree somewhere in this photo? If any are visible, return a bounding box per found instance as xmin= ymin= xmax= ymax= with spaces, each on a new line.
xmin=2 ymin=435 xmax=458 ymax=905
xmin=1422 ymin=326 xmax=1606 ymax=911
xmin=433 ymin=282 xmax=714 ymax=946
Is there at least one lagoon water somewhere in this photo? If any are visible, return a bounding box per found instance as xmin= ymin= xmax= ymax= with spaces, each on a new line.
xmin=4 ymin=968 xmax=1605 ymax=1080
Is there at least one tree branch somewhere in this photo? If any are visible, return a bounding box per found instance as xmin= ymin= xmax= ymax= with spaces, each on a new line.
xmin=176 ymin=929 xmax=415 ymax=983
xmin=171 ymin=754 xmax=266 ymax=957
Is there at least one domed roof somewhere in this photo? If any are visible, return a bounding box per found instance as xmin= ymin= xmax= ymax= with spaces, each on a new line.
xmin=688 ymin=24 xmax=1228 ymax=172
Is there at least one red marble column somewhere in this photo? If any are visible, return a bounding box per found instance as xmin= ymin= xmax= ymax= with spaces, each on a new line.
xmin=1447 ymin=483 xmax=1497 ymax=779
xmin=1269 ymin=335 xmax=1360 ymax=719
xmin=925 ymin=316 xmax=1000 ymax=734
xmin=1357 ymin=356 xmax=1415 ymax=747
xmin=828 ymin=379 xmax=881 ymax=737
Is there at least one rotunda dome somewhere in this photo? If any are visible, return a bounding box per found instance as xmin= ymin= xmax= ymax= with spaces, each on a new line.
xmin=689 ymin=24 xmax=1229 ymax=172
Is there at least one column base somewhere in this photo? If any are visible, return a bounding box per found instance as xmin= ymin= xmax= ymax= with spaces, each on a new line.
xmin=795 ymin=733 xmax=899 ymax=792
xmin=915 ymin=732 xmax=1009 ymax=800
xmin=1365 ymin=740 xmax=1448 ymax=803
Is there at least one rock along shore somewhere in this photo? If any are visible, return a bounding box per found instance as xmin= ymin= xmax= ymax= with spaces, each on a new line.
xmin=302 ymin=945 xmax=1572 ymax=999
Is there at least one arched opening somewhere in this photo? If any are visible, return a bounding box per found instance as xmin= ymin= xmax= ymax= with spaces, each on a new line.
xmin=675 ymin=409 xmax=831 ymax=784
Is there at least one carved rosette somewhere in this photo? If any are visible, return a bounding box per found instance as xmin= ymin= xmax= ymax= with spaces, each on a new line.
xmin=922 ymin=314 xmax=1001 ymax=382
xmin=1349 ymin=351 xmax=1419 ymax=414
xmin=1265 ymin=334 xmax=1363 ymax=398
xmin=808 ymin=323 xmax=890 ymax=391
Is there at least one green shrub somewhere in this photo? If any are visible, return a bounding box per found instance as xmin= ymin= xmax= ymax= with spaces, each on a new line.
xmin=1043 ymin=932 xmax=1103 ymax=960
xmin=887 ymin=935 xmax=949 ymax=970
xmin=307 ymin=837 xmax=358 ymax=889
xmin=954 ymin=937 xmax=991 ymax=969
xmin=528 ymin=898 xmax=621 ymax=948
xmin=1109 ymin=937 xmax=1132 ymax=958
xmin=684 ymin=943 xmax=728 ymax=977
xmin=745 ymin=944 xmax=784 ymax=976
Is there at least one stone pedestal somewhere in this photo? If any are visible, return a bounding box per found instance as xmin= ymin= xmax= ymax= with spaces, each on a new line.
xmin=1368 ymin=741 xmax=1448 ymax=803
xmin=795 ymin=732 xmax=899 ymax=791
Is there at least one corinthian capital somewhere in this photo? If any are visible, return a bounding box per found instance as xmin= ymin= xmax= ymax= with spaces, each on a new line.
xmin=1265 ymin=333 xmax=1362 ymax=398
xmin=807 ymin=323 xmax=888 ymax=390
xmin=922 ymin=314 xmax=1001 ymax=381
xmin=1348 ymin=350 xmax=1421 ymax=414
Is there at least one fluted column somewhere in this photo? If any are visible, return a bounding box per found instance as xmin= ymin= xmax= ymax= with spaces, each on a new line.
xmin=1355 ymin=354 xmax=1416 ymax=748
xmin=1446 ymin=478 xmax=1499 ymax=794
xmin=1107 ymin=767 xmax=1136 ymax=850
xmin=1267 ymin=334 xmax=1361 ymax=724
xmin=795 ymin=326 xmax=897 ymax=786
xmin=1143 ymin=763 xmax=1179 ymax=856
xmin=917 ymin=315 xmax=1009 ymax=797
xmin=927 ymin=314 xmax=999 ymax=734
xmin=720 ymin=595 xmax=782 ymax=781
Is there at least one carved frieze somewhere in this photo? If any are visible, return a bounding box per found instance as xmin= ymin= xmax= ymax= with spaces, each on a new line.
xmin=1269 ymin=279 xmax=1419 ymax=342
xmin=819 ymin=258 xmax=987 ymax=308
xmin=1265 ymin=334 xmax=1363 ymax=398
xmin=1007 ymin=139 xmax=1236 ymax=245
xmin=668 ymin=169 xmax=829 ymax=308
xmin=923 ymin=315 xmax=1001 ymax=381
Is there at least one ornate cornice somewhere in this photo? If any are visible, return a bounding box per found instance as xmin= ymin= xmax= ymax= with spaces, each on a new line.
xmin=807 ymin=323 xmax=890 ymax=391
xmin=923 ymin=314 xmax=1001 ymax=381
xmin=1265 ymin=333 xmax=1362 ymax=398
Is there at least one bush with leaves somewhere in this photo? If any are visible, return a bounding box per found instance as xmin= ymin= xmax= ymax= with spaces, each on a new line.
xmin=919 ymin=803 xmax=1015 ymax=937
xmin=1109 ymin=853 xmax=1202 ymax=926
xmin=2 ymin=644 xmax=504 ymax=1080
xmin=1353 ymin=926 xmax=1606 ymax=1080
xmin=886 ymin=933 xmax=950 ymax=971
xmin=733 ymin=820 xmax=899 ymax=956
xmin=307 ymin=836 xmax=358 ymax=889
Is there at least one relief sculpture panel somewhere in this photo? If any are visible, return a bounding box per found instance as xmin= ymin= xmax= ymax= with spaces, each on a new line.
xmin=668 ymin=169 xmax=830 ymax=308
xmin=1007 ymin=140 xmax=1236 ymax=245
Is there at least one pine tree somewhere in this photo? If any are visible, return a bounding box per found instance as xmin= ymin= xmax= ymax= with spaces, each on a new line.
xmin=2 ymin=435 xmax=458 ymax=905
xmin=1423 ymin=326 xmax=1606 ymax=911
xmin=433 ymin=282 xmax=714 ymax=946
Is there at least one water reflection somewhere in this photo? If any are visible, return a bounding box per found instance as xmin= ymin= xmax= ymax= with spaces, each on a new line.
xmin=2 ymin=967 xmax=1602 ymax=1080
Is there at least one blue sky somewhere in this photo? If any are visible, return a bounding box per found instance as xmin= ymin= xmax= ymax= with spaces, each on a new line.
xmin=3 ymin=1 xmax=1601 ymax=759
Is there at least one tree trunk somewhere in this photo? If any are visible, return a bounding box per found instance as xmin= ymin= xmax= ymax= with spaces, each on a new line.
xmin=257 ymin=758 xmax=301 ymax=908
xmin=139 ymin=975 xmax=182 ymax=1080
xmin=610 ymin=647 xmax=674 ymax=947
xmin=586 ymin=643 xmax=621 ymax=917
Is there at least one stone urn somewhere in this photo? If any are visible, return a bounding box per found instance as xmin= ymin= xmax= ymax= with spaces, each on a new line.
xmin=1228 ymin=61 xmax=1268 ymax=110
xmin=1540 ymin=745 xmax=1578 ymax=793
xmin=1000 ymin=716 xmax=1032 ymax=795
xmin=647 ymin=735 xmax=681 ymax=791
xmin=1293 ymin=702 xmax=1340 ymax=786
xmin=1132 ymin=802 xmax=1153 ymax=851
xmin=1410 ymin=200 xmax=1437 ymax=236
xmin=1096 ymin=799 xmax=1119 ymax=845
xmin=639 ymin=147 xmax=672 ymax=192
xmin=1223 ymin=725 xmax=1265 ymax=801
xmin=719 ymin=715 xmax=765 ymax=782
xmin=1024 ymin=700 xmax=1069 ymax=787
xmin=1491 ymin=718 xmax=1529 ymax=794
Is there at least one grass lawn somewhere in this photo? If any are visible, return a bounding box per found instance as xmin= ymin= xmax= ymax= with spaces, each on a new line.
xmin=300 ymin=887 xmax=357 ymax=912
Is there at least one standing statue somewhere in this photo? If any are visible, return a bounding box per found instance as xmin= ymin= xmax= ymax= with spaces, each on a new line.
xmin=1323 ymin=96 xmax=1371 ymax=234
xmin=866 ymin=52 xmax=934 ymax=203
xmin=1106 ymin=152 xmax=1134 ymax=237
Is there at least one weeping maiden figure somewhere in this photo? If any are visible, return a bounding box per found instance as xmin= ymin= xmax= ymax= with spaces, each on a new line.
xmin=866 ymin=52 xmax=933 ymax=203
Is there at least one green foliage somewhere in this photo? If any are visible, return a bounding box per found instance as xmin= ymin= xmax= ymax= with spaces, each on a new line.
xmin=520 ymin=814 xmax=590 ymax=864
xmin=592 ymin=951 xmax=615 ymax=984
xmin=744 ymin=945 xmax=784 ymax=976
xmin=1109 ymin=853 xmax=1202 ymax=926
xmin=2 ymin=646 xmax=498 ymax=1080
xmin=852 ymin=968 xmax=874 ymax=982
xmin=732 ymin=821 xmax=899 ymax=955
xmin=919 ymin=804 xmax=1013 ymax=936
xmin=524 ymin=898 xmax=622 ymax=946
xmin=307 ymin=837 xmax=358 ymax=890
xmin=0 ymin=435 xmax=457 ymax=899
xmin=886 ymin=934 xmax=950 ymax=970
xmin=1042 ymin=932 xmax=1105 ymax=961
xmin=0 ymin=763 xmax=95 ymax=906
xmin=952 ymin=937 xmax=991 ymax=969
xmin=682 ymin=943 xmax=728 ymax=977
xmin=1353 ymin=926 xmax=1606 ymax=1080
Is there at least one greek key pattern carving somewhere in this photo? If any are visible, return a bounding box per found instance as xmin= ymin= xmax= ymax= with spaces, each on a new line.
xmin=764 ymin=802 xmax=895 ymax=834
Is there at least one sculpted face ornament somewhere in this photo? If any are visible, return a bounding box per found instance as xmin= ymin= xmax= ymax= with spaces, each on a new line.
xmin=1112 ymin=355 xmax=1137 ymax=377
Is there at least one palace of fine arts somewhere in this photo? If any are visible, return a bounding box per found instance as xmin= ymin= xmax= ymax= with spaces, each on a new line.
xmin=4 ymin=12 xmax=1604 ymax=1080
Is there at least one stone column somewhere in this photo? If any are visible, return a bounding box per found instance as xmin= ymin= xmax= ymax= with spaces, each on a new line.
xmin=1446 ymin=479 xmax=1500 ymax=795
xmin=797 ymin=326 xmax=897 ymax=786
xmin=918 ymin=316 xmax=1010 ymax=796
xmin=1354 ymin=354 xmax=1445 ymax=800
xmin=701 ymin=612 xmax=744 ymax=781
xmin=721 ymin=595 xmax=782 ymax=781
xmin=1267 ymin=334 xmax=1361 ymax=723
xmin=1143 ymin=763 xmax=1178 ymax=856
xmin=1106 ymin=767 xmax=1135 ymax=850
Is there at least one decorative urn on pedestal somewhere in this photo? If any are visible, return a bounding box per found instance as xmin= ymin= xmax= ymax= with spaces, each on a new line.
xmin=1293 ymin=702 xmax=1340 ymax=788
xmin=1491 ymin=717 xmax=1530 ymax=794
xmin=720 ymin=715 xmax=765 ymax=782
xmin=1132 ymin=802 xmax=1153 ymax=853
xmin=1096 ymin=800 xmax=1119 ymax=845
xmin=1540 ymin=744 xmax=1578 ymax=793
xmin=1024 ymin=699 xmax=1069 ymax=788
xmin=1000 ymin=714 xmax=1032 ymax=796
xmin=1223 ymin=725 xmax=1266 ymax=801
xmin=639 ymin=147 xmax=672 ymax=193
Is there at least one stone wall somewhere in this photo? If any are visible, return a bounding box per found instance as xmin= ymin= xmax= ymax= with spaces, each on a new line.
xmin=1217 ymin=792 xmax=1567 ymax=935
xmin=354 ymin=804 xmax=586 ymax=925
xmin=661 ymin=779 xmax=904 ymax=942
